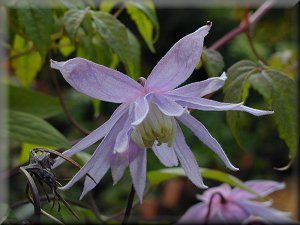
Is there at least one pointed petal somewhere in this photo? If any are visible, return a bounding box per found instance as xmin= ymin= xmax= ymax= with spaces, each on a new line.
xmin=168 ymin=72 xmax=227 ymax=97
xmin=199 ymin=183 xmax=232 ymax=202
xmin=176 ymin=203 xmax=209 ymax=224
xmin=231 ymin=180 xmax=285 ymax=199
xmin=59 ymin=112 xmax=128 ymax=191
xmin=178 ymin=113 xmax=238 ymax=171
xmin=152 ymin=143 xmax=178 ymax=167
xmin=237 ymin=200 xmax=294 ymax=223
xmin=114 ymin=110 xmax=133 ymax=153
xmin=131 ymin=95 xmax=149 ymax=126
xmin=80 ymin=147 xmax=112 ymax=199
xmin=129 ymin=148 xmax=147 ymax=203
xmin=219 ymin=202 xmax=249 ymax=223
xmin=145 ymin=23 xmax=212 ymax=92
xmin=111 ymin=152 xmax=129 ymax=185
xmin=148 ymin=93 xmax=186 ymax=117
xmin=169 ymin=94 xmax=274 ymax=116
xmin=53 ymin=103 xmax=129 ymax=168
xmin=50 ymin=58 xmax=143 ymax=103
xmin=173 ymin=123 xmax=207 ymax=188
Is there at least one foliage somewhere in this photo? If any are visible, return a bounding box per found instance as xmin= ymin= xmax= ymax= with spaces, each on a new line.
xmin=2 ymin=1 xmax=298 ymax=224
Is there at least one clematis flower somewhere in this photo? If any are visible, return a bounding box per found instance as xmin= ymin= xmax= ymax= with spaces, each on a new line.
xmin=50 ymin=22 xmax=273 ymax=202
xmin=177 ymin=180 xmax=295 ymax=224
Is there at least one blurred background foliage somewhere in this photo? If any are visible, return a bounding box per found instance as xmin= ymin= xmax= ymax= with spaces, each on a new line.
xmin=1 ymin=0 xmax=298 ymax=223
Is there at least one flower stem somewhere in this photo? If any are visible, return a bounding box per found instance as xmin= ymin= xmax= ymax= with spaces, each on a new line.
xmin=209 ymin=0 xmax=276 ymax=50
xmin=122 ymin=184 xmax=136 ymax=225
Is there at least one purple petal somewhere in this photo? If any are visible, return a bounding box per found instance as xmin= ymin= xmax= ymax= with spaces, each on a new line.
xmin=148 ymin=93 xmax=186 ymax=116
xmin=219 ymin=202 xmax=249 ymax=223
xmin=145 ymin=23 xmax=212 ymax=92
xmin=59 ymin=112 xmax=128 ymax=191
xmin=237 ymin=200 xmax=294 ymax=223
xmin=129 ymin=147 xmax=147 ymax=203
xmin=110 ymin=152 xmax=129 ymax=185
xmin=173 ymin=123 xmax=207 ymax=188
xmin=231 ymin=180 xmax=285 ymax=200
xmin=198 ymin=183 xmax=232 ymax=202
xmin=53 ymin=103 xmax=129 ymax=168
xmin=152 ymin=143 xmax=178 ymax=167
xmin=176 ymin=202 xmax=209 ymax=224
xmin=178 ymin=113 xmax=238 ymax=171
xmin=169 ymin=94 xmax=274 ymax=116
xmin=50 ymin=58 xmax=143 ymax=103
xmin=168 ymin=72 xmax=227 ymax=98
xmin=131 ymin=95 xmax=149 ymax=126
xmin=114 ymin=111 xmax=133 ymax=153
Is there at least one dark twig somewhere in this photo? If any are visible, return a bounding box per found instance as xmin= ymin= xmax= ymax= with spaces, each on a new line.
xmin=19 ymin=167 xmax=41 ymax=224
xmin=121 ymin=185 xmax=136 ymax=225
xmin=50 ymin=68 xmax=90 ymax=135
xmin=209 ymin=0 xmax=276 ymax=50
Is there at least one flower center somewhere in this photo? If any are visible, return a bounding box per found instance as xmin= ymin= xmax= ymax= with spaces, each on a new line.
xmin=131 ymin=103 xmax=177 ymax=148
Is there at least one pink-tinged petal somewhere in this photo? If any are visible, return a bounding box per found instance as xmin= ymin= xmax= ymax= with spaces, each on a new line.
xmin=152 ymin=142 xmax=178 ymax=167
xmin=231 ymin=180 xmax=285 ymax=200
xmin=168 ymin=72 xmax=227 ymax=98
xmin=50 ymin=58 xmax=144 ymax=103
xmin=129 ymin=148 xmax=147 ymax=203
xmin=169 ymin=94 xmax=274 ymax=116
xmin=131 ymin=95 xmax=149 ymax=126
xmin=173 ymin=123 xmax=207 ymax=188
xmin=145 ymin=23 xmax=212 ymax=92
xmin=178 ymin=113 xmax=238 ymax=171
xmin=237 ymin=200 xmax=295 ymax=224
xmin=219 ymin=202 xmax=249 ymax=223
xmin=148 ymin=93 xmax=186 ymax=117
xmin=53 ymin=103 xmax=129 ymax=168
xmin=59 ymin=112 xmax=128 ymax=191
xmin=198 ymin=183 xmax=232 ymax=202
xmin=111 ymin=152 xmax=129 ymax=185
xmin=242 ymin=215 xmax=272 ymax=225
xmin=176 ymin=202 xmax=209 ymax=224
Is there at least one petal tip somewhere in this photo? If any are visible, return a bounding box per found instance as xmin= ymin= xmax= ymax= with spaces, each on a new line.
xmin=50 ymin=59 xmax=64 ymax=70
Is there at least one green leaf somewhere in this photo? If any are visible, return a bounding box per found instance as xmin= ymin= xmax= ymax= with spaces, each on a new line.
xmin=100 ymin=0 xmax=120 ymax=12
xmin=249 ymin=70 xmax=298 ymax=159
xmin=202 ymin=49 xmax=225 ymax=77
xmin=92 ymin=11 xmax=141 ymax=78
xmin=14 ymin=0 xmax=53 ymax=59
xmin=58 ymin=36 xmax=75 ymax=57
xmin=63 ymin=8 xmax=89 ymax=39
xmin=10 ymin=35 xmax=42 ymax=87
xmin=9 ymin=85 xmax=64 ymax=119
xmin=59 ymin=0 xmax=86 ymax=9
xmin=223 ymin=60 xmax=258 ymax=146
xmin=147 ymin=167 xmax=257 ymax=195
xmin=125 ymin=0 xmax=159 ymax=52
xmin=224 ymin=60 xmax=298 ymax=160
xmin=8 ymin=110 xmax=70 ymax=149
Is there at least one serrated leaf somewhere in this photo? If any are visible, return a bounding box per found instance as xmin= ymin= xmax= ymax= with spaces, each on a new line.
xmin=10 ymin=35 xmax=42 ymax=87
xmin=224 ymin=60 xmax=298 ymax=160
xmin=223 ymin=60 xmax=257 ymax=146
xmin=92 ymin=11 xmax=141 ymax=78
xmin=8 ymin=110 xmax=70 ymax=148
xmin=14 ymin=0 xmax=53 ymax=59
xmin=249 ymin=70 xmax=298 ymax=159
xmin=147 ymin=167 xmax=257 ymax=195
xmin=125 ymin=0 xmax=159 ymax=52
xmin=202 ymin=49 xmax=225 ymax=77
xmin=9 ymin=85 xmax=64 ymax=119
xmin=63 ymin=8 xmax=89 ymax=39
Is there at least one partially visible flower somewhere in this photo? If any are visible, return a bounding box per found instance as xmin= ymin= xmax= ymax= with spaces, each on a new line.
xmin=177 ymin=180 xmax=295 ymax=224
xmin=50 ymin=22 xmax=273 ymax=202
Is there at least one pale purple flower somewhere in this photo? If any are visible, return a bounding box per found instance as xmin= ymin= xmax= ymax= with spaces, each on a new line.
xmin=50 ymin=22 xmax=273 ymax=202
xmin=177 ymin=180 xmax=295 ymax=224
